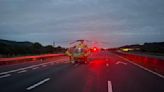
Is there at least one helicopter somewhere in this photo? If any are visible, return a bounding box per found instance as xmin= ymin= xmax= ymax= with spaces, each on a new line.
xmin=65 ymin=40 xmax=101 ymax=64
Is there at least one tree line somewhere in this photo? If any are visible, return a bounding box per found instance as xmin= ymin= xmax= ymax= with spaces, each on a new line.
xmin=0 ymin=39 xmax=66 ymax=57
xmin=119 ymin=42 xmax=164 ymax=53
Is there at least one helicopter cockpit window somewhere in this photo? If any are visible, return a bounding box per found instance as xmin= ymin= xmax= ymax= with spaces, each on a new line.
xmin=74 ymin=47 xmax=85 ymax=53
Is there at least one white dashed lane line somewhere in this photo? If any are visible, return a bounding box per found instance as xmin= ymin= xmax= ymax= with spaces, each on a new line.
xmin=26 ymin=78 xmax=50 ymax=90
xmin=106 ymin=63 xmax=109 ymax=67
xmin=0 ymin=60 xmax=63 ymax=75
xmin=74 ymin=64 xmax=80 ymax=67
xmin=0 ymin=74 xmax=11 ymax=79
xmin=108 ymin=81 xmax=113 ymax=92
xmin=0 ymin=59 xmax=66 ymax=79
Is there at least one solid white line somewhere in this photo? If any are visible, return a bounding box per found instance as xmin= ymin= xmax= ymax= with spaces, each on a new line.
xmin=26 ymin=78 xmax=50 ymax=90
xmin=0 ymin=74 xmax=11 ymax=79
xmin=108 ymin=81 xmax=113 ymax=92
xmin=32 ymin=67 xmax=39 ymax=70
xmin=17 ymin=70 xmax=27 ymax=73
xmin=116 ymin=55 xmax=164 ymax=79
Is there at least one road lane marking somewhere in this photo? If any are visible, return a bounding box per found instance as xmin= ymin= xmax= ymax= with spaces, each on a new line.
xmin=116 ymin=61 xmax=127 ymax=65
xmin=106 ymin=63 xmax=109 ymax=67
xmin=26 ymin=78 xmax=50 ymax=90
xmin=0 ymin=74 xmax=11 ymax=79
xmin=17 ymin=70 xmax=27 ymax=73
xmin=0 ymin=65 xmax=40 ymax=75
xmin=74 ymin=64 xmax=79 ymax=67
xmin=42 ymin=64 xmax=47 ymax=67
xmin=32 ymin=67 xmax=39 ymax=70
xmin=63 ymin=61 xmax=69 ymax=64
xmin=50 ymin=62 xmax=54 ymax=65
xmin=116 ymin=55 xmax=164 ymax=79
xmin=0 ymin=59 xmax=65 ymax=75
xmin=108 ymin=81 xmax=113 ymax=92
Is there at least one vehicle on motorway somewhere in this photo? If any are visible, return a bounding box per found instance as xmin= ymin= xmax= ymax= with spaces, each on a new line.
xmin=65 ymin=40 xmax=91 ymax=64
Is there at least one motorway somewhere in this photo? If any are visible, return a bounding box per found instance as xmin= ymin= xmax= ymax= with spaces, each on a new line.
xmin=0 ymin=51 xmax=164 ymax=92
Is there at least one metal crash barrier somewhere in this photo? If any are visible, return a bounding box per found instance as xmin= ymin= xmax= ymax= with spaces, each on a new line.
xmin=114 ymin=51 xmax=164 ymax=75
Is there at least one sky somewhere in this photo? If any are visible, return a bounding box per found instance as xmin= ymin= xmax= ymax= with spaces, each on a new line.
xmin=0 ymin=0 xmax=164 ymax=48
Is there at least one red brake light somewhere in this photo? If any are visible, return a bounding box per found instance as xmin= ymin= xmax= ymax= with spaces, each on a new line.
xmin=92 ymin=47 xmax=98 ymax=52
xmin=93 ymin=48 xmax=97 ymax=51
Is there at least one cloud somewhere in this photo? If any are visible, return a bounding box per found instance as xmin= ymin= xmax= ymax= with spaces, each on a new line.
xmin=0 ymin=0 xmax=164 ymax=47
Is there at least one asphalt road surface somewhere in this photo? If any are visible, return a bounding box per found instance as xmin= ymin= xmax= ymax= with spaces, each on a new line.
xmin=0 ymin=51 xmax=164 ymax=92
